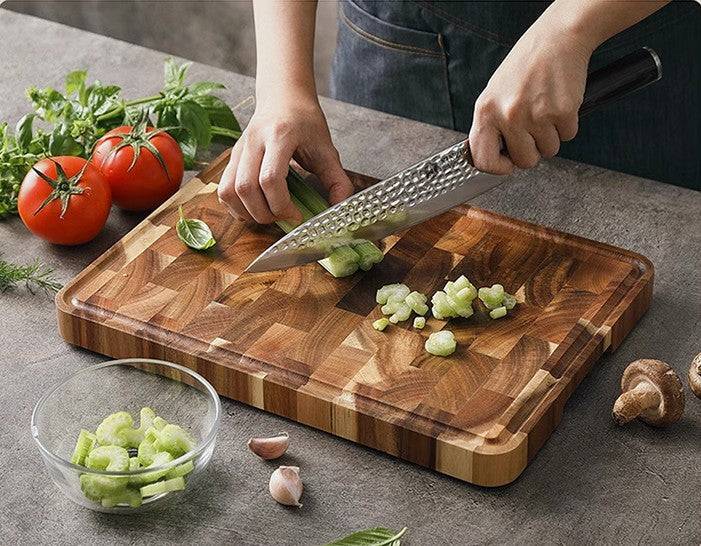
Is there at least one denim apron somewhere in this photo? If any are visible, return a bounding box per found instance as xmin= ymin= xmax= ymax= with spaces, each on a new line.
xmin=329 ymin=1 xmax=700 ymax=189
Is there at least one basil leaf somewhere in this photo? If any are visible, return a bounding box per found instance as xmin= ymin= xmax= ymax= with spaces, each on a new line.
xmin=176 ymin=206 xmax=216 ymax=250
xmin=65 ymin=70 xmax=87 ymax=96
xmin=48 ymin=125 xmax=83 ymax=156
xmin=191 ymin=94 xmax=240 ymax=133
xmin=164 ymin=57 xmax=192 ymax=90
xmin=187 ymin=81 xmax=225 ymax=96
xmin=177 ymin=133 xmax=198 ymax=170
xmin=15 ymin=114 xmax=35 ymax=151
xmin=322 ymin=527 xmax=408 ymax=546
xmin=176 ymin=101 xmax=211 ymax=147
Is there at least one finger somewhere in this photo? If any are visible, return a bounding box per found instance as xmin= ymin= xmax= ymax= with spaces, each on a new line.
xmin=235 ymin=145 xmax=276 ymax=224
xmin=555 ymin=114 xmax=579 ymax=142
xmin=500 ymin=127 xmax=540 ymax=169
xmin=218 ymin=144 xmax=253 ymax=222
xmin=531 ymin=124 xmax=561 ymax=158
xmin=307 ymin=149 xmax=354 ymax=204
xmin=468 ymin=122 xmax=514 ymax=175
xmin=259 ymin=141 xmax=302 ymax=223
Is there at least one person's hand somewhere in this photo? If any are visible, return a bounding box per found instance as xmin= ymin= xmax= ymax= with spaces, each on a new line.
xmin=218 ymin=93 xmax=353 ymax=224
xmin=468 ymin=21 xmax=593 ymax=174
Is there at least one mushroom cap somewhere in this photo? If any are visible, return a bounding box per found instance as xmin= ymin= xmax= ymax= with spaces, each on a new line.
xmin=621 ymin=359 xmax=685 ymax=426
xmin=689 ymin=353 xmax=701 ymax=399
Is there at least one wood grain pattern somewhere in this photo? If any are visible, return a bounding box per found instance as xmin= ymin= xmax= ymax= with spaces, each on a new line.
xmin=56 ymin=150 xmax=654 ymax=487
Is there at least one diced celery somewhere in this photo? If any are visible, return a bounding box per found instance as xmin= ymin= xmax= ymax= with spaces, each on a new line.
xmin=456 ymin=285 xmax=477 ymax=302
xmin=389 ymin=303 xmax=411 ymax=323
xmin=405 ymin=291 xmax=427 ymax=311
xmin=502 ymin=293 xmax=517 ymax=310
xmin=373 ymin=318 xmax=390 ymax=331
xmin=478 ymin=284 xmax=505 ymax=307
xmin=376 ymin=283 xmax=411 ymax=304
xmin=70 ymin=429 xmax=96 ymax=466
xmin=318 ymin=246 xmax=361 ymax=278
xmin=425 ymin=331 xmax=457 ymax=356
xmin=453 ymin=275 xmax=471 ymax=291
xmin=489 ymin=306 xmax=507 ymax=319
xmin=413 ymin=316 xmax=426 ymax=329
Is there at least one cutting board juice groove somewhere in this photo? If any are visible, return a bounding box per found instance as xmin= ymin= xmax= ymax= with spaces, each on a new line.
xmin=57 ymin=151 xmax=653 ymax=486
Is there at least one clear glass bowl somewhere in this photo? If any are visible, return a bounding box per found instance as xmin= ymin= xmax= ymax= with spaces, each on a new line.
xmin=31 ymin=358 xmax=221 ymax=513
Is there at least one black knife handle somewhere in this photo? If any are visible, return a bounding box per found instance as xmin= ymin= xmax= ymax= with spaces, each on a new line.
xmin=579 ymin=47 xmax=662 ymax=117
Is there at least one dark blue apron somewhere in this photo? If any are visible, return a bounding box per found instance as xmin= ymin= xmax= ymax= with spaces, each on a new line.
xmin=329 ymin=1 xmax=700 ymax=189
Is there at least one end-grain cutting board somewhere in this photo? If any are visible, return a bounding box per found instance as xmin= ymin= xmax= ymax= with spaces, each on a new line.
xmin=57 ymin=151 xmax=653 ymax=486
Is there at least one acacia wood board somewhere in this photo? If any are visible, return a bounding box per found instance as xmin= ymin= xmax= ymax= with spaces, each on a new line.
xmin=56 ymin=150 xmax=653 ymax=486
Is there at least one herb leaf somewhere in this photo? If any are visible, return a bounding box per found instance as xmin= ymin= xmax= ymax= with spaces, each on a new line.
xmin=176 ymin=205 xmax=216 ymax=250
xmin=322 ymin=527 xmax=408 ymax=546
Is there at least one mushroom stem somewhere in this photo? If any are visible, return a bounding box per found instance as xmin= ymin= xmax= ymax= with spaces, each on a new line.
xmin=612 ymin=383 xmax=660 ymax=425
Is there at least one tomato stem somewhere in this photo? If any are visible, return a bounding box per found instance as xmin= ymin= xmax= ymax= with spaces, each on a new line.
xmin=96 ymin=95 xmax=163 ymax=123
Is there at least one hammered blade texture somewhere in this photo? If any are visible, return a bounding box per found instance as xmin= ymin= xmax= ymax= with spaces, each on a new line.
xmin=276 ymin=139 xmax=478 ymax=252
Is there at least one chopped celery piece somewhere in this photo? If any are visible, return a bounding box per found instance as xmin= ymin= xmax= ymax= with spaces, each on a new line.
xmin=70 ymin=429 xmax=96 ymax=466
xmin=101 ymin=488 xmax=142 ymax=508
xmin=413 ymin=302 xmax=429 ymax=316
xmin=489 ymin=306 xmax=507 ymax=319
xmin=353 ymin=240 xmax=384 ymax=271
xmin=389 ymin=303 xmax=412 ymax=323
xmin=129 ymin=451 xmax=174 ymax=486
xmin=478 ymin=284 xmax=505 ymax=308
xmin=80 ymin=473 xmax=128 ymax=501
xmin=96 ymin=411 xmax=134 ymax=448
xmin=445 ymin=294 xmax=474 ymax=319
xmin=381 ymin=301 xmax=402 ymax=315
xmin=413 ymin=316 xmax=426 ymax=329
xmin=140 ymin=477 xmax=186 ymax=497
xmin=431 ymin=291 xmax=458 ymax=319
xmin=137 ymin=439 xmax=157 ymax=466
xmin=123 ymin=407 xmax=157 ymax=448
xmin=453 ymin=275 xmax=471 ymax=292
xmin=373 ymin=318 xmax=390 ymax=331
xmin=166 ymin=460 xmax=195 ymax=480
xmin=425 ymin=331 xmax=457 ymax=357
xmin=85 ymin=446 xmax=130 ymax=472
xmin=456 ymin=285 xmax=477 ymax=302
xmin=502 ymin=293 xmax=517 ymax=310
xmin=318 ymin=246 xmax=361 ymax=278
xmin=376 ymin=283 xmax=410 ymax=304
xmin=154 ymin=424 xmax=197 ymax=458
xmin=144 ymin=427 xmax=160 ymax=445
xmin=152 ymin=416 xmax=168 ymax=431
xmin=405 ymin=291 xmax=428 ymax=312
xmin=129 ymin=457 xmax=141 ymax=472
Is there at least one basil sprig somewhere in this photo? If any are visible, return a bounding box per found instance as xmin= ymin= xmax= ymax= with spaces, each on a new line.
xmin=0 ymin=58 xmax=241 ymax=220
xmin=322 ymin=527 xmax=408 ymax=546
xmin=176 ymin=206 xmax=216 ymax=250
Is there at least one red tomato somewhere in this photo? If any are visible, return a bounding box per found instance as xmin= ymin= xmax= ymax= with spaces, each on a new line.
xmin=18 ymin=156 xmax=112 ymax=246
xmin=92 ymin=126 xmax=184 ymax=211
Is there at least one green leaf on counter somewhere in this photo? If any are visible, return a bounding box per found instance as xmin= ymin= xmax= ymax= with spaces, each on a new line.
xmin=322 ymin=527 xmax=408 ymax=546
xmin=187 ymin=81 xmax=226 ymax=96
xmin=65 ymin=70 xmax=87 ymax=96
xmin=15 ymin=114 xmax=35 ymax=151
xmin=176 ymin=101 xmax=211 ymax=148
xmin=191 ymin=94 xmax=240 ymax=133
xmin=164 ymin=57 xmax=192 ymax=90
xmin=176 ymin=206 xmax=216 ymax=250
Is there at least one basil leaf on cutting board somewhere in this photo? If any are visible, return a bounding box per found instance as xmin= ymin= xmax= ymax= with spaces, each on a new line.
xmin=176 ymin=206 xmax=216 ymax=250
xmin=322 ymin=527 xmax=408 ymax=546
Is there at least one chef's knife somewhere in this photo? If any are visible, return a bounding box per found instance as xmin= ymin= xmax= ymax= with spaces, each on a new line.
xmin=246 ymin=47 xmax=661 ymax=273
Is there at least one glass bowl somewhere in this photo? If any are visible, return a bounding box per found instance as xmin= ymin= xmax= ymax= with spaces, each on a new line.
xmin=31 ymin=358 xmax=221 ymax=513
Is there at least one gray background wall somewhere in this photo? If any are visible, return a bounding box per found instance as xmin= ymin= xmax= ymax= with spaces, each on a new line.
xmin=4 ymin=0 xmax=339 ymax=94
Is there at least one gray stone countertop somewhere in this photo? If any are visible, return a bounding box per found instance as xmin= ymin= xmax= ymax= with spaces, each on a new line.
xmin=1 ymin=9 xmax=699 ymax=546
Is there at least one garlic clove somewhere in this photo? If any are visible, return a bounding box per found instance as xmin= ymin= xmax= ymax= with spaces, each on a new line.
xmin=247 ymin=431 xmax=290 ymax=460
xmin=269 ymin=465 xmax=303 ymax=507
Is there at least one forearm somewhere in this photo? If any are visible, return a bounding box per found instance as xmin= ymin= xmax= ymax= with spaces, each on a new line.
xmin=539 ymin=0 xmax=671 ymax=54
xmin=252 ymin=0 xmax=318 ymax=102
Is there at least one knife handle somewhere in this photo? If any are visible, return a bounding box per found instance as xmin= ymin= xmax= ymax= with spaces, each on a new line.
xmin=579 ymin=47 xmax=661 ymax=117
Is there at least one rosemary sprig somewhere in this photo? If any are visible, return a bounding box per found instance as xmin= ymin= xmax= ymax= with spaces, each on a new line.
xmin=0 ymin=254 xmax=62 ymax=296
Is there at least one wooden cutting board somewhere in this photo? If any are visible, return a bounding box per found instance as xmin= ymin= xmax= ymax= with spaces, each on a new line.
xmin=57 ymin=151 xmax=653 ymax=487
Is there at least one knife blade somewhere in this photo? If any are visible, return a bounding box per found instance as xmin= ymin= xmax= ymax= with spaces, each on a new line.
xmin=245 ymin=47 xmax=661 ymax=273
